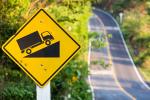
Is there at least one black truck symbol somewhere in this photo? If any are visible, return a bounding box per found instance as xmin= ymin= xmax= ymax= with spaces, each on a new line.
xmin=17 ymin=31 xmax=54 ymax=54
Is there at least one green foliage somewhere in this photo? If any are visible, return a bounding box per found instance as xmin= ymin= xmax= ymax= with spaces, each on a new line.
xmin=121 ymin=9 xmax=150 ymax=63
xmin=91 ymin=39 xmax=106 ymax=48
xmin=46 ymin=2 xmax=92 ymax=99
xmin=121 ymin=1 xmax=150 ymax=81
xmin=121 ymin=10 xmax=140 ymax=40
xmin=88 ymin=32 xmax=100 ymax=39
xmin=146 ymin=1 xmax=150 ymax=15
xmin=139 ymin=67 xmax=150 ymax=82
xmin=0 ymin=0 xmax=30 ymax=68
xmin=0 ymin=68 xmax=35 ymax=100
xmin=0 ymin=0 xmax=29 ymax=43
xmin=1 ymin=82 xmax=35 ymax=100
xmin=47 ymin=2 xmax=91 ymax=54
xmin=89 ymin=31 xmax=109 ymax=49
xmin=91 ymin=59 xmax=110 ymax=69
xmin=112 ymin=0 xmax=131 ymax=12
xmin=0 ymin=0 xmax=92 ymax=99
xmin=51 ymin=59 xmax=92 ymax=100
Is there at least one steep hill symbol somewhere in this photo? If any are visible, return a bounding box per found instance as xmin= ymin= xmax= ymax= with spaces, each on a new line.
xmin=25 ymin=41 xmax=60 ymax=58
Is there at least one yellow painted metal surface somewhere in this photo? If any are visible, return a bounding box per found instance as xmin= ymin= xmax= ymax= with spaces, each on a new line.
xmin=2 ymin=9 xmax=80 ymax=87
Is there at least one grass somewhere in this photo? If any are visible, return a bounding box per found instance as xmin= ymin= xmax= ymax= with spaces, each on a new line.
xmin=91 ymin=59 xmax=110 ymax=69
xmin=120 ymin=6 xmax=150 ymax=83
xmin=139 ymin=67 xmax=150 ymax=82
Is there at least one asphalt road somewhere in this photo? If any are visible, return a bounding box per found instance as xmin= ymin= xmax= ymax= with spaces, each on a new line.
xmin=90 ymin=8 xmax=150 ymax=100
xmin=88 ymin=15 xmax=131 ymax=100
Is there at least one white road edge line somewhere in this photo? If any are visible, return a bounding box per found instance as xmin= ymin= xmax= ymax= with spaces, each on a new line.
xmin=95 ymin=13 xmax=135 ymax=100
xmin=94 ymin=8 xmax=150 ymax=90
xmin=88 ymin=21 xmax=95 ymax=100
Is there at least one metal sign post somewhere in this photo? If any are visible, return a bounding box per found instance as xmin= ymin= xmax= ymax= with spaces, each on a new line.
xmin=36 ymin=82 xmax=51 ymax=100
xmin=119 ymin=12 xmax=123 ymax=24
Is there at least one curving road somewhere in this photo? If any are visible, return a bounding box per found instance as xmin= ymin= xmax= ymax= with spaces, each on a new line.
xmin=89 ymin=8 xmax=150 ymax=100
xmin=88 ymin=14 xmax=132 ymax=99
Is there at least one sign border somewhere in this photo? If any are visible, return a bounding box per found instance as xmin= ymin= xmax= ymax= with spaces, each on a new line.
xmin=2 ymin=9 xmax=80 ymax=87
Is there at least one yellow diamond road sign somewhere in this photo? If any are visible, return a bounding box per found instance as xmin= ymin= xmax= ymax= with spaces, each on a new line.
xmin=2 ymin=9 xmax=80 ymax=87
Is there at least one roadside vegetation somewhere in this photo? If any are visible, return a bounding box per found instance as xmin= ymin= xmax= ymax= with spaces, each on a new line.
xmin=0 ymin=0 xmax=93 ymax=99
xmin=93 ymin=0 xmax=150 ymax=82
xmin=1 ymin=0 xmax=149 ymax=99
xmin=120 ymin=1 xmax=150 ymax=82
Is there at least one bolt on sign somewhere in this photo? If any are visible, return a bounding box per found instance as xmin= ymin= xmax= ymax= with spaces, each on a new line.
xmin=2 ymin=9 xmax=80 ymax=87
